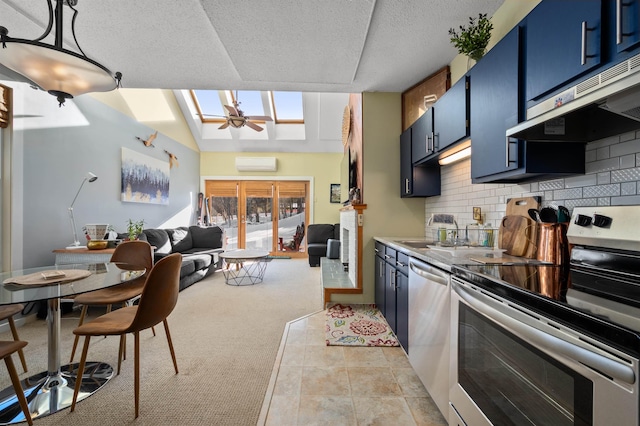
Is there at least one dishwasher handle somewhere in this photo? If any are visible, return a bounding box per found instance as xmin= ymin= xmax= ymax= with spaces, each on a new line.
xmin=409 ymin=259 xmax=449 ymax=286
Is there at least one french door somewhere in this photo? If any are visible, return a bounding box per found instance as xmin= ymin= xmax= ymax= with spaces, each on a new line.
xmin=204 ymin=180 xmax=309 ymax=257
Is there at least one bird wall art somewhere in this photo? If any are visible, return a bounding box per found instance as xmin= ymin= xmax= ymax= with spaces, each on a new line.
xmin=165 ymin=150 xmax=179 ymax=168
xmin=135 ymin=131 xmax=157 ymax=147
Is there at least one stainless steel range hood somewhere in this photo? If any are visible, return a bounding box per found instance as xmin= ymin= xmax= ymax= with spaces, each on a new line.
xmin=507 ymin=52 xmax=640 ymax=142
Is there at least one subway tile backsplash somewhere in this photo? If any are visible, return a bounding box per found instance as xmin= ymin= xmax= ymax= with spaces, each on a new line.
xmin=424 ymin=130 xmax=640 ymax=234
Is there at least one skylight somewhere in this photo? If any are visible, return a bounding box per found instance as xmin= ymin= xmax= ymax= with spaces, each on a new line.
xmin=271 ymin=91 xmax=304 ymax=123
xmin=191 ymin=90 xmax=225 ymax=122
xmin=190 ymin=90 xmax=304 ymax=125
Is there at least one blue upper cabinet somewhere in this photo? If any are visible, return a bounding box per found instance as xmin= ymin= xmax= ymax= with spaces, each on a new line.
xmin=433 ymin=77 xmax=469 ymax=155
xmin=525 ymin=0 xmax=602 ymax=102
xmin=470 ymin=28 xmax=521 ymax=181
xmin=410 ymin=109 xmax=433 ymax=164
xmin=614 ymin=0 xmax=640 ymax=53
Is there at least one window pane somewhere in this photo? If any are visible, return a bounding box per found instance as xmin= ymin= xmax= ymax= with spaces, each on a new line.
xmin=272 ymin=91 xmax=304 ymax=122
xmin=234 ymin=91 xmax=264 ymax=117
xmin=193 ymin=90 xmax=226 ymax=120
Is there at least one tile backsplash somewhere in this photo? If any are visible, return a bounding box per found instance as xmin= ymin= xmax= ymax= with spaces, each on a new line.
xmin=425 ymin=130 xmax=640 ymax=236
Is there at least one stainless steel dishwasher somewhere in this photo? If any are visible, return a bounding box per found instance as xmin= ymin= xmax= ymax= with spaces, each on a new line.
xmin=408 ymin=257 xmax=450 ymax=418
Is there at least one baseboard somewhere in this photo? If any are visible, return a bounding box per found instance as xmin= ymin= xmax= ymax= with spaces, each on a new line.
xmin=0 ymin=312 xmax=38 ymax=334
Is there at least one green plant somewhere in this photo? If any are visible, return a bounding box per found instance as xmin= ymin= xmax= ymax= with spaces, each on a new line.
xmin=449 ymin=13 xmax=493 ymax=61
xmin=126 ymin=219 xmax=145 ymax=240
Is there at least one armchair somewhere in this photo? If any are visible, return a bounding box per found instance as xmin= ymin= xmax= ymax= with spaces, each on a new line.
xmin=307 ymin=223 xmax=340 ymax=267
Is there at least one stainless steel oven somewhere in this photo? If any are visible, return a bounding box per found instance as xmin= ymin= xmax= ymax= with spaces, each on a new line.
xmin=450 ymin=206 xmax=640 ymax=426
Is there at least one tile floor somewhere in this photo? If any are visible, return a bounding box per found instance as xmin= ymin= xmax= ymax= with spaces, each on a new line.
xmin=262 ymin=310 xmax=448 ymax=425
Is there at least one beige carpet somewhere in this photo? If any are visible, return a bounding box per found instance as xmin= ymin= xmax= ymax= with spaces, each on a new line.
xmin=0 ymin=258 xmax=322 ymax=426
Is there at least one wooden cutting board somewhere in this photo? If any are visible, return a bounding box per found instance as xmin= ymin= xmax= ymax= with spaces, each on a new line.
xmin=498 ymin=215 xmax=534 ymax=257
xmin=505 ymin=196 xmax=541 ymax=258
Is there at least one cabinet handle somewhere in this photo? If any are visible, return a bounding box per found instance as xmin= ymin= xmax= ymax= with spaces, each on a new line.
xmin=434 ymin=132 xmax=439 ymax=151
xmin=616 ymin=0 xmax=623 ymax=45
xmin=396 ymin=261 xmax=406 ymax=268
xmin=384 ymin=254 xmax=391 ymax=260
xmin=426 ymin=133 xmax=431 ymax=154
xmin=405 ymin=178 xmax=409 ymax=194
xmin=581 ymin=21 xmax=587 ymax=65
xmin=505 ymin=136 xmax=513 ymax=167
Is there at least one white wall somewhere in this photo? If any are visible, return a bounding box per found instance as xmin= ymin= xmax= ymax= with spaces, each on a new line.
xmin=425 ymin=131 xmax=640 ymax=237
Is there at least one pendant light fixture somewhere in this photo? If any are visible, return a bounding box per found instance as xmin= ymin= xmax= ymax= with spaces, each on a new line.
xmin=0 ymin=0 xmax=122 ymax=106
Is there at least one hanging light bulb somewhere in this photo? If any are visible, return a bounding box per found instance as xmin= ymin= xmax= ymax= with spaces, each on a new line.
xmin=0 ymin=0 xmax=122 ymax=106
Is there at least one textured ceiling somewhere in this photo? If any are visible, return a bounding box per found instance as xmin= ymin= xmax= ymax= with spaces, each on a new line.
xmin=0 ymin=0 xmax=504 ymax=93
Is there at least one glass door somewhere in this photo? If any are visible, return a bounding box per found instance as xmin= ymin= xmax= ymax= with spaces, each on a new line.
xmin=276 ymin=182 xmax=307 ymax=254
xmin=207 ymin=181 xmax=239 ymax=250
xmin=205 ymin=180 xmax=309 ymax=256
xmin=243 ymin=182 xmax=273 ymax=251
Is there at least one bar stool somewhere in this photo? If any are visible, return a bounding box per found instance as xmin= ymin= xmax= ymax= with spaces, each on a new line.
xmin=0 ymin=340 xmax=33 ymax=425
xmin=0 ymin=304 xmax=28 ymax=372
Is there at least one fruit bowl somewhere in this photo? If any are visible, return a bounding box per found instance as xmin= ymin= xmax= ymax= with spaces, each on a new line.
xmin=87 ymin=240 xmax=108 ymax=250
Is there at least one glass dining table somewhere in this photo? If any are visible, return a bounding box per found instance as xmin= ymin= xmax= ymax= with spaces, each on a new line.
xmin=0 ymin=262 xmax=146 ymax=424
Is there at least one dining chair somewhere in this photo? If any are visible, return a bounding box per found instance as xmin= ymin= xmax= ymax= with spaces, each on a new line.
xmin=0 ymin=340 xmax=33 ymax=425
xmin=71 ymin=253 xmax=182 ymax=418
xmin=0 ymin=304 xmax=28 ymax=373
xmin=69 ymin=240 xmax=154 ymax=362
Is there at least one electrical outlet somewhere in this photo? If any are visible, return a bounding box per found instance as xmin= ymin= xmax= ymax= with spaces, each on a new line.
xmin=473 ymin=207 xmax=482 ymax=222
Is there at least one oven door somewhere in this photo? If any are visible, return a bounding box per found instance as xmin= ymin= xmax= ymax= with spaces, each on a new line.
xmin=450 ymin=277 xmax=639 ymax=426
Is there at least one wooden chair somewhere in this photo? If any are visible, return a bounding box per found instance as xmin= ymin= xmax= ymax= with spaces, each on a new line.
xmin=0 ymin=304 xmax=28 ymax=373
xmin=71 ymin=253 xmax=182 ymax=418
xmin=0 ymin=340 xmax=33 ymax=425
xmin=69 ymin=241 xmax=154 ymax=362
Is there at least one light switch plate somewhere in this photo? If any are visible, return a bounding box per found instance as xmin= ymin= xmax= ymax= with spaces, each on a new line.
xmin=473 ymin=207 xmax=482 ymax=221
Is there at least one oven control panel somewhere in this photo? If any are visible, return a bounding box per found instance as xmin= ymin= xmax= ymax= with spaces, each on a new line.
xmin=567 ymin=206 xmax=640 ymax=251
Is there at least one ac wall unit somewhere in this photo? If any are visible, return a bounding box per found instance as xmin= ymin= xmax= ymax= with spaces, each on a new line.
xmin=235 ymin=157 xmax=277 ymax=172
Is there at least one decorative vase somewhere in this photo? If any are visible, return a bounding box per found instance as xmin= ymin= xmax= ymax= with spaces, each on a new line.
xmin=466 ymin=48 xmax=485 ymax=70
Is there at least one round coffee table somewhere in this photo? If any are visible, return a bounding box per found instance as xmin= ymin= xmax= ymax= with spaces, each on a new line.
xmin=219 ymin=249 xmax=270 ymax=285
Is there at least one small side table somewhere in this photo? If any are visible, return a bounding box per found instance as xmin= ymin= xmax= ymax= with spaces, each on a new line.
xmin=220 ymin=249 xmax=270 ymax=286
xmin=53 ymin=248 xmax=116 ymax=265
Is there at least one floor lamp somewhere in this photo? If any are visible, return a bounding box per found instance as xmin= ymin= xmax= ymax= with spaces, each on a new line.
xmin=67 ymin=172 xmax=98 ymax=249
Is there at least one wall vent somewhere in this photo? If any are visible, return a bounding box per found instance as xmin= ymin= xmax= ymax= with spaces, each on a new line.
xmin=235 ymin=157 xmax=277 ymax=172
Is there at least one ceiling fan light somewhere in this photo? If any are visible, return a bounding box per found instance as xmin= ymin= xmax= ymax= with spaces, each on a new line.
xmin=0 ymin=1 xmax=121 ymax=106
xmin=229 ymin=117 xmax=245 ymax=128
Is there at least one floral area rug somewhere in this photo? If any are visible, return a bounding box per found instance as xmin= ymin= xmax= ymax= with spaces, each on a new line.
xmin=325 ymin=303 xmax=399 ymax=347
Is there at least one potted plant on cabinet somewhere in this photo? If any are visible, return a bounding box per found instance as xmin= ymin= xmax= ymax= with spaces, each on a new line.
xmin=126 ymin=219 xmax=145 ymax=241
xmin=449 ymin=13 xmax=493 ymax=65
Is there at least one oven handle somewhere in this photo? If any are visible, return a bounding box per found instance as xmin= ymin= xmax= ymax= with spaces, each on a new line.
xmin=454 ymin=280 xmax=636 ymax=385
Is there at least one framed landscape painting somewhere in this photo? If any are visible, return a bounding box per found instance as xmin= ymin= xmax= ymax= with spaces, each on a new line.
xmin=121 ymin=147 xmax=170 ymax=204
xmin=330 ymin=183 xmax=341 ymax=203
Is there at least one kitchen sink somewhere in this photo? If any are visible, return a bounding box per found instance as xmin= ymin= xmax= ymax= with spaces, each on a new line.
xmin=397 ymin=240 xmax=430 ymax=249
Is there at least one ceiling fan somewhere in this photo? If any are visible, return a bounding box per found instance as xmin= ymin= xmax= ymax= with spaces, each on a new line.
xmin=202 ymin=91 xmax=273 ymax=132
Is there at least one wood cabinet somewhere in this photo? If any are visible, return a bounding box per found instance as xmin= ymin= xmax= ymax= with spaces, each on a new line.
xmin=525 ymin=0 xmax=602 ymax=101
xmin=400 ymin=127 xmax=441 ymax=197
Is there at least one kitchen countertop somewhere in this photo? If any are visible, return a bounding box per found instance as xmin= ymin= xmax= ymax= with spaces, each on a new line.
xmin=375 ymin=237 xmax=544 ymax=272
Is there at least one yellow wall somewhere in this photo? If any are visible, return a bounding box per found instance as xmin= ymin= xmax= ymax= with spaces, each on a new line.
xmin=200 ymin=151 xmax=344 ymax=224
xmin=332 ymin=92 xmax=426 ymax=304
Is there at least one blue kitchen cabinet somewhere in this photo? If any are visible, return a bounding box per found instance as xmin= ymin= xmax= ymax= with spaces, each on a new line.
xmin=375 ymin=242 xmax=386 ymax=318
xmin=432 ymin=76 xmax=469 ymax=155
xmin=525 ymin=0 xmax=602 ymax=101
xmin=410 ymin=109 xmax=433 ymax=163
xmin=615 ymin=0 xmax=640 ymax=53
xmin=395 ymin=252 xmax=409 ymax=352
xmin=470 ymin=26 xmax=586 ymax=182
xmin=470 ymin=28 xmax=522 ymax=180
xmin=401 ymin=126 xmax=441 ymax=197
xmin=411 ymin=77 xmax=469 ymax=164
